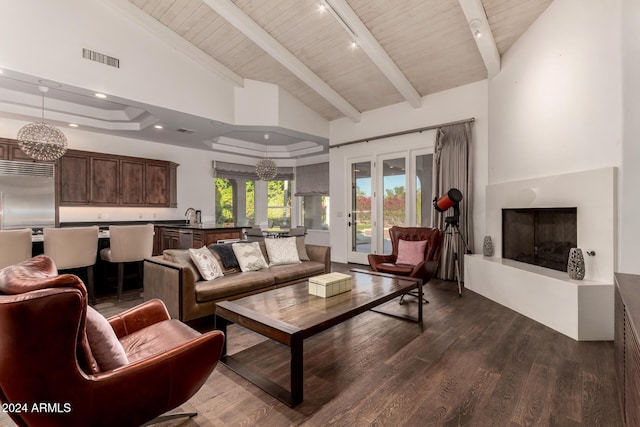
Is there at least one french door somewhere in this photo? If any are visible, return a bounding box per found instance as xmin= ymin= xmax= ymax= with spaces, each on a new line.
xmin=347 ymin=158 xmax=374 ymax=264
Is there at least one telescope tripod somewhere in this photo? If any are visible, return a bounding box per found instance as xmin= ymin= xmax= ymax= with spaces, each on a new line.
xmin=444 ymin=217 xmax=471 ymax=296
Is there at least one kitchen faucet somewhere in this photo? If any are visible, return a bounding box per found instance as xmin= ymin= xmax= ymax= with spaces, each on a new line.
xmin=185 ymin=207 xmax=196 ymax=225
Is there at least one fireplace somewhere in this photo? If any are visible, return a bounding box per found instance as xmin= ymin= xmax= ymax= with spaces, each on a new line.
xmin=502 ymin=207 xmax=577 ymax=272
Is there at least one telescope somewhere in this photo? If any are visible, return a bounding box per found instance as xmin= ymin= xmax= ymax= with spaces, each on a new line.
xmin=433 ymin=188 xmax=462 ymax=212
xmin=433 ymin=188 xmax=463 ymax=226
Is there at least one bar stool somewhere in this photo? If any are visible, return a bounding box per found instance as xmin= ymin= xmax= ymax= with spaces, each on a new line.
xmin=43 ymin=226 xmax=99 ymax=304
xmin=0 ymin=228 xmax=33 ymax=269
xmin=100 ymin=224 xmax=154 ymax=300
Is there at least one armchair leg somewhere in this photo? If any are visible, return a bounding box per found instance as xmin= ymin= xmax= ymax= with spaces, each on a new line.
xmin=142 ymin=412 xmax=197 ymax=426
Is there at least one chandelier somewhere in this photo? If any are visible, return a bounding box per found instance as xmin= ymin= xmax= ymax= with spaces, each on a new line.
xmin=255 ymin=134 xmax=277 ymax=180
xmin=17 ymin=86 xmax=68 ymax=161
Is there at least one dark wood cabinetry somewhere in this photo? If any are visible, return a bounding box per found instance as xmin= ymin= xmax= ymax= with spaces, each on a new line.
xmin=0 ymin=137 xmax=55 ymax=163
xmin=120 ymin=159 xmax=145 ymax=206
xmin=57 ymin=149 xmax=178 ymax=207
xmin=156 ymin=226 xmax=243 ymax=254
xmin=614 ymin=273 xmax=640 ymax=426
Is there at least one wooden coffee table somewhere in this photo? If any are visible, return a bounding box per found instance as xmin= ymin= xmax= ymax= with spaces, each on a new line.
xmin=214 ymin=270 xmax=422 ymax=406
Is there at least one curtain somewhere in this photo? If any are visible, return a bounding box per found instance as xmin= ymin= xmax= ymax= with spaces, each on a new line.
xmin=294 ymin=162 xmax=329 ymax=196
xmin=431 ymin=122 xmax=473 ymax=281
xmin=212 ymin=161 xmax=294 ymax=181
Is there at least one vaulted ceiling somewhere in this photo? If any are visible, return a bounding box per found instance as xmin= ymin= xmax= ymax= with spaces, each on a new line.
xmin=129 ymin=0 xmax=553 ymax=121
xmin=0 ymin=0 xmax=553 ymax=158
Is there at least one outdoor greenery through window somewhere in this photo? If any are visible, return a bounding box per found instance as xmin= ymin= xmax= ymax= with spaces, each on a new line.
xmin=267 ymin=180 xmax=291 ymax=227
xmin=302 ymin=196 xmax=330 ymax=230
xmin=215 ymin=178 xmax=255 ymax=226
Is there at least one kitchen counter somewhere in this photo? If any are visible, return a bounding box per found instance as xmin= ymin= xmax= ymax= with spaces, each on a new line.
xmin=155 ymin=225 xmax=243 ymax=253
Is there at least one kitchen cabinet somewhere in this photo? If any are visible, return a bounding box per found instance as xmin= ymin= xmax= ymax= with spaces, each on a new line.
xmin=0 ymin=138 xmax=55 ymax=163
xmin=615 ymin=273 xmax=640 ymax=426
xmin=120 ymin=159 xmax=145 ymax=206
xmin=58 ymin=149 xmax=178 ymax=207
xmin=159 ymin=228 xmax=181 ymax=252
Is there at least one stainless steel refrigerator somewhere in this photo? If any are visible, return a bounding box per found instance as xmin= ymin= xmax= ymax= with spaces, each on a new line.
xmin=0 ymin=160 xmax=55 ymax=230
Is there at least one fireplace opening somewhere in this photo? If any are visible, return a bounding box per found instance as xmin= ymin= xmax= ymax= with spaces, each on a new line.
xmin=502 ymin=207 xmax=577 ymax=272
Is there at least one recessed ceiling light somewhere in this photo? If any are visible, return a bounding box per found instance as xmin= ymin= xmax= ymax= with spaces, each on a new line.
xmin=350 ymin=40 xmax=358 ymax=49
xmin=0 ymin=69 xmax=4 ymax=74
xmin=318 ymin=3 xmax=327 ymax=13
xmin=94 ymin=93 xmax=107 ymax=99
xmin=154 ymin=124 xmax=163 ymax=129
xmin=68 ymin=123 xmax=79 ymax=128
xmin=264 ymin=133 xmax=269 ymax=140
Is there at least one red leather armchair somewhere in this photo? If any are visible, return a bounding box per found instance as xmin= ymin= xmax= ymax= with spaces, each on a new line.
xmin=0 ymin=255 xmax=225 ymax=427
xmin=368 ymin=226 xmax=445 ymax=302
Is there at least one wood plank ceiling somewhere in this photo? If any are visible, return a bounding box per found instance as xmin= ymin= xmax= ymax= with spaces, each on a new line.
xmin=129 ymin=0 xmax=553 ymax=121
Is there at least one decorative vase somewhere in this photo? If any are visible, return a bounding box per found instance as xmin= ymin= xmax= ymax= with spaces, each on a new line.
xmin=567 ymin=248 xmax=585 ymax=280
xmin=482 ymin=236 xmax=494 ymax=257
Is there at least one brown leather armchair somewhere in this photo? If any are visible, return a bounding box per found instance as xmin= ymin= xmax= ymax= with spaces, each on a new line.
xmin=368 ymin=226 xmax=445 ymax=303
xmin=0 ymin=255 xmax=225 ymax=427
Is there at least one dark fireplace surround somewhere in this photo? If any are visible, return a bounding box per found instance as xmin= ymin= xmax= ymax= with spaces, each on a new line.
xmin=502 ymin=207 xmax=577 ymax=272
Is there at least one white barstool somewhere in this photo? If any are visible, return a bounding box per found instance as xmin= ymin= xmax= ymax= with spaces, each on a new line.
xmin=100 ymin=224 xmax=154 ymax=300
xmin=44 ymin=226 xmax=99 ymax=304
xmin=0 ymin=228 xmax=32 ymax=269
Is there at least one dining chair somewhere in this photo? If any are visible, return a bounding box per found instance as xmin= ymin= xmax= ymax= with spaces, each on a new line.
xmin=0 ymin=228 xmax=32 ymax=269
xmin=44 ymin=226 xmax=99 ymax=305
xmin=100 ymin=224 xmax=154 ymax=300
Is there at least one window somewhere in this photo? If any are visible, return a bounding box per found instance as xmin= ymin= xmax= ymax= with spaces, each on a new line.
xmin=267 ymin=180 xmax=291 ymax=227
xmin=415 ymin=154 xmax=433 ymax=226
xmin=215 ymin=178 xmax=255 ymax=227
xmin=303 ymin=195 xmax=330 ymax=230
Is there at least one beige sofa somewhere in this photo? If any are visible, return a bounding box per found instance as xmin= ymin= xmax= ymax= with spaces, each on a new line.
xmin=143 ymin=243 xmax=331 ymax=322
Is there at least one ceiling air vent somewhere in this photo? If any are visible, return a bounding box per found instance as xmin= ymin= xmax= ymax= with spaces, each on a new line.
xmin=82 ymin=48 xmax=120 ymax=68
xmin=176 ymin=128 xmax=196 ymax=134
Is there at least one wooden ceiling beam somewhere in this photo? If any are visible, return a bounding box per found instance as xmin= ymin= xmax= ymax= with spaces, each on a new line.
xmin=323 ymin=0 xmax=422 ymax=109
xmin=458 ymin=0 xmax=501 ymax=78
xmin=104 ymin=0 xmax=244 ymax=87
xmin=203 ymin=0 xmax=361 ymax=123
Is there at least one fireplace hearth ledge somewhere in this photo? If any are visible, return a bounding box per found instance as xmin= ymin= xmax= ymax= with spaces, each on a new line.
xmin=464 ymin=254 xmax=613 ymax=341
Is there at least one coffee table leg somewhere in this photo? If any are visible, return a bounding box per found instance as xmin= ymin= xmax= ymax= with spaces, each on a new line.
xmin=290 ymin=337 xmax=304 ymax=406
xmin=215 ymin=315 xmax=228 ymax=357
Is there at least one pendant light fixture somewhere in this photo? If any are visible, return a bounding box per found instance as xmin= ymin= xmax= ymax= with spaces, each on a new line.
xmin=255 ymin=133 xmax=277 ymax=180
xmin=17 ymin=86 xmax=68 ymax=161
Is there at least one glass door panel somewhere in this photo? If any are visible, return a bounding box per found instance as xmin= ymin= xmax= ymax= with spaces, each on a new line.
xmin=381 ymin=158 xmax=406 ymax=254
xmin=415 ymin=154 xmax=433 ymax=227
xmin=351 ymin=161 xmax=372 ymax=255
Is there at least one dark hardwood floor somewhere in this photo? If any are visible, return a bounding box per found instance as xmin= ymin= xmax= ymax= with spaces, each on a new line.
xmin=1 ymin=263 xmax=622 ymax=426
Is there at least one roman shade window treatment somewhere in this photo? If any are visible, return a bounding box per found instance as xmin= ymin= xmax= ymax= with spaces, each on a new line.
xmin=212 ymin=161 xmax=294 ymax=181
xmin=294 ymin=162 xmax=329 ymax=196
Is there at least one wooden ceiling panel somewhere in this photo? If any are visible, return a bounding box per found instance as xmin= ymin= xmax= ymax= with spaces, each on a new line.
xmin=347 ymin=0 xmax=487 ymax=95
xmin=231 ymin=0 xmax=404 ymax=114
xmin=482 ymin=0 xmax=553 ymax=55
xmin=128 ymin=0 xmax=553 ymax=121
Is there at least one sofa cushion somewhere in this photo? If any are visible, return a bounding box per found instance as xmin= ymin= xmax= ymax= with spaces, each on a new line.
xmin=265 ymin=237 xmax=301 ymax=266
xmin=232 ymin=242 xmax=269 ymax=272
xmin=163 ymin=249 xmax=202 ymax=282
xmin=188 ymin=246 xmax=224 ymax=281
xmin=268 ymin=261 xmax=326 ymax=284
xmin=296 ymin=236 xmax=310 ymax=261
xmin=207 ymin=243 xmax=240 ymax=269
xmin=195 ymin=271 xmax=275 ymax=302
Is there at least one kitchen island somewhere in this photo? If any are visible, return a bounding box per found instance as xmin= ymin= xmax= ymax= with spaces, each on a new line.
xmin=155 ymin=224 xmax=243 ymax=254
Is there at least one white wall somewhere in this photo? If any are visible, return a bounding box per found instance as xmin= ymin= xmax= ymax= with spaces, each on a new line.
xmin=329 ymin=80 xmax=489 ymax=262
xmin=488 ymin=0 xmax=622 ymax=185
xmin=0 ymin=0 xmax=236 ymax=123
xmin=620 ymin=0 xmax=640 ymax=274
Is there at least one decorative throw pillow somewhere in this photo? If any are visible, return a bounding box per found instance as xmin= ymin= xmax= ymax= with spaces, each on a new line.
xmin=208 ymin=244 xmax=240 ymax=269
xmin=296 ymin=236 xmax=310 ymax=261
xmin=396 ymin=239 xmax=428 ymax=266
xmin=265 ymin=237 xmax=302 ymax=266
xmin=232 ymin=242 xmax=269 ymax=272
xmin=85 ymin=306 xmax=129 ymax=372
xmin=188 ymin=246 xmax=224 ymax=281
